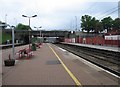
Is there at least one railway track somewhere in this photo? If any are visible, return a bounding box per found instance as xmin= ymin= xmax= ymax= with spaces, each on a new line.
xmin=55 ymin=43 xmax=120 ymax=77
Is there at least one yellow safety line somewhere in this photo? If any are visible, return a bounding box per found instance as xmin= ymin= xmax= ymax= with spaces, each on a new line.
xmin=49 ymin=45 xmax=82 ymax=87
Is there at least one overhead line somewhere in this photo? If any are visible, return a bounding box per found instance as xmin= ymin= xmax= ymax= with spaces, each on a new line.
xmin=94 ymin=6 xmax=118 ymax=18
xmin=99 ymin=8 xmax=119 ymax=20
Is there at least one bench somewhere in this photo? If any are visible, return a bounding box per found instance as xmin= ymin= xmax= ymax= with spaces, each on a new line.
xmin=24 ymin=48 xmax=34 ymax=58
xmin=16 ymin=48 xmax=34 ymax=59
xmin=16 ymin=49 xmax=26 ymax=58
xmin=36 ymin=43 xmax=42 ymax=48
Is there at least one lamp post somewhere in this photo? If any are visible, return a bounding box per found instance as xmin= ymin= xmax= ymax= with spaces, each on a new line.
xmin=34 ymin=26 xmax=42 ymax=43
xmin=22 ymin=15 xmax=37 ymax=49
xmin=11 ymin=26 xmax=15 ymax=59
xmin=6 ymin=25 xmax=15 ymax=59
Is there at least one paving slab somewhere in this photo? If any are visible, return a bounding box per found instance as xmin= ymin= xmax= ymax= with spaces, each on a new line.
xmin=51 ymin=44 xmax=119 ymax=86
xmin=2 ymin=44 xmax=75 ymax=85
xmin=2 ymin=43 xmax=119 ymax=86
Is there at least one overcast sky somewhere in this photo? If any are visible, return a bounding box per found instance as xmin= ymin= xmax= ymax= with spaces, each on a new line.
xmin=0 ymin=0 xmax=119 ymax=30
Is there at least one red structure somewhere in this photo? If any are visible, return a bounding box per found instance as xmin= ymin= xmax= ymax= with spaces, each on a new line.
xmin=64 ymin=30 xmax=120 ymax=47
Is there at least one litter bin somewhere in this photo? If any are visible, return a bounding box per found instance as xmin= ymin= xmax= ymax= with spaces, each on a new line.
xmin=31 ymin=43 xmax=36 ymax=51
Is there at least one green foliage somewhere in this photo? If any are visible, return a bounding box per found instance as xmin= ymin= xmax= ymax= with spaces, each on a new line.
xmin=112 ymin=18 xmax=120 ymax=30
xmin=101 ymin=16 xmax=113 ymax=30
xmin=31 ymin=37 xmax=37 ymax=43
xmin=15 ymin=23 xmax=31 ymax=30
xmin=1 ymin=32 xmax=12 ymax=44
xmin=81 ymin=15 xmax=103 ymax=33
xmin=81 ymin=15 xmax=92 ymax=33
xmin=95 ymin=21 xmax=103 ymax=33
xmin=80 ymin=15 xmax=120 ymax=33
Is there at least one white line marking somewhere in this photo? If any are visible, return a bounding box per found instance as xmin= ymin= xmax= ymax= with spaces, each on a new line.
xmin=57 ymin=45 xmax=120 ymax=78
xmin=67 ymin=51 xmax=120 ymax=78
xmin=58 ymin=47 xmax=67 ymax=52
xmin=49 ymin=45 xmax=82 ymax=86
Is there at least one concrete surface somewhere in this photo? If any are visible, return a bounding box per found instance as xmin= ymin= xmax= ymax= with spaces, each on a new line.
xmin=1 ymin=43 xmax=119 ymax=86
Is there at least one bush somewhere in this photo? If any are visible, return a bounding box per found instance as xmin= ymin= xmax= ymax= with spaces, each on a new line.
xmin=2 ymin=32 xmax=12 ymax=44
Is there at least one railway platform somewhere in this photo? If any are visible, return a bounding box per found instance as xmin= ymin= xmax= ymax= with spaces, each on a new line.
xmin=2 ymin=43 xmax=119 ymax=86
xmin=62 ymin=42 xmax=120 ymax=52
xmin=0 ymin=43 xmax=22 ymax=49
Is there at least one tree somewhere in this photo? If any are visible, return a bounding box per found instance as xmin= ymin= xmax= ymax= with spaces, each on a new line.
xmin=81 ymin=15 xmax=103 ymax=33
xmin=81 ymin=15 xmax=93 ymax=33
xmin=15 ymin=23 xmax=31 ymax=30
xmin=112 ymin=18 xmax=120 ymax=30
xmin=95 ymin=21 xmax=103 ymax=33
xmin=90 ymin=17 xmax=97 ymax=32
xmin=15 ymin=23 xmax=32 ymax=44
xmin=101 ymin=16 xmax=113 ymax=31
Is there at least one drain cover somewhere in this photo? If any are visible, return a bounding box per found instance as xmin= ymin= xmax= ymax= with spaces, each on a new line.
xmin=46 ymin=60 xmax=61 ymax=65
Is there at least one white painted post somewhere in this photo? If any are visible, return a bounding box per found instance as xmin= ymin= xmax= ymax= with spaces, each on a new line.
xmin=12 ymin=26 xmax=15 ymax=59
